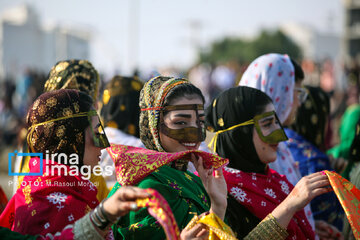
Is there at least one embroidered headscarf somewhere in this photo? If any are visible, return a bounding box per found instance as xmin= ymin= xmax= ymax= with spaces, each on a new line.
xmin=101 ymin=75 xmax=143 ymax=137
xmin=239 ymin=53 xmax=295 ymax=123
xmin=291 ymin=86 xmax=330 ymax=150
xmin=205 ymin=86 xmax=272 ymax=173
xmin=44 ymin=59 xmax=100 ymax=102
xmin=26 ymin=89 xmax=93 ymax=166
xmin=139 ymin=76 xmax=194 ymax=152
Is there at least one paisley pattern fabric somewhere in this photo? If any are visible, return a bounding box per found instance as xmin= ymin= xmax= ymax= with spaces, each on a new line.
xmin=106 ymin=144 xmax=229 ymax=186
xmin=0 ymin=157 xmax=98 ymax=236
xmin=44 ymin=59 xmax=99 ymax=102
xmin=136 ymin=188 xmax=180 ymax=240
xmin=324 ymin=170 xmax=360 ymax=239
xmin=185 ymin=213 xmax=237 ymax=240
xmin=223 ymin=167 xmax=315 ymax=240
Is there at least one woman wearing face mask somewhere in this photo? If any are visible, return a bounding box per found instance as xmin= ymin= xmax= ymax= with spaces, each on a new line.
xmin=107 ymin=76 xmax=229 ymax=240
xmin=239 ymin=53 xmax=343 ymax=238
xmin=16 ymin=59 xmax=109 ymax=203
xmin=0 ymin=89 xmax=152 ymax=239
xmin=286 ymin=86 xmax=344 ymax=230
xmin=206 ymin=86 xmax=334 ymax=239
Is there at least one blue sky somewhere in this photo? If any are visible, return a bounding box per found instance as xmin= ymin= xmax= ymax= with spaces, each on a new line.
xmin=0 ymin=0 xmax=344 ymax=76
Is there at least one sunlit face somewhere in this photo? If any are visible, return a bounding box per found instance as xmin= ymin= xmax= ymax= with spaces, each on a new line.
xmin=159 ymin=96 xmax=205 ymax=153
xmin=83 ymin=116 xmax=104 ymax=167
xmin=253 ymin=103 xmax=279 ymax=164
xmin=283 ymin=81 xmax=302 ymax=126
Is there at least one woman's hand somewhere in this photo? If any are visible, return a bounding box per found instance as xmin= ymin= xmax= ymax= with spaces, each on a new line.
xmin=272 ymin=172 xmax=331 ymax=229
xmin=283 ymin=172 xmax=331 ymax=213
xmin=180 ymin=223 xmax=209 ymax=240
xmin=315 ymin=220 xmax=344 ymax=240
xmin=103 ymin=186 xmax=151 ymax=219
xmin=192 ymin=154 xmax=227 ymax=220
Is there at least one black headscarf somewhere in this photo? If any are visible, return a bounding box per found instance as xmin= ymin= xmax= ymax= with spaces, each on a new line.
xmin=100 ymin=75 xmax=143 ymax=137
xmin=205 ymin=86 xmax=272 ymax=174
xmin=291 ymin=86 xmax=330 ymax=151
xmin=205 ymin=86 xmax=274 ymax=238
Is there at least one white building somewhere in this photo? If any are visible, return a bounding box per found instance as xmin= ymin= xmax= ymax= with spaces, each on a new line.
xmin=281 ymin=23 xmax=341 ymax=62
xmin=0 ymin=4 xmax=91 ymax=80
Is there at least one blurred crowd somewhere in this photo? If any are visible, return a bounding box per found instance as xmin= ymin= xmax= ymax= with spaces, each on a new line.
xmin=0 ymin=58 xmax=359 ymax=154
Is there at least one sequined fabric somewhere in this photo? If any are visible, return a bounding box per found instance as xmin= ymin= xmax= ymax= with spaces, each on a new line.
xmin=26 ymin=89 xmax=93 ymax=165
xmin=44 ymin=60 xmax=99 ymax=102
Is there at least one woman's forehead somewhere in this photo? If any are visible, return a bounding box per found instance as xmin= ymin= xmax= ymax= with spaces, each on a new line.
xmin=168 ymin=96 xmax=203 ymax=105
xmin=166 ymin=108 xmax=204 ymax=118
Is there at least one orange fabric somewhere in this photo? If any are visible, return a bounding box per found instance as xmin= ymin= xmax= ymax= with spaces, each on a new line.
xmin=325 ymin=170 xmax=360 ymax=239
xmin=136 ymin=188 xmax=180 ymax=240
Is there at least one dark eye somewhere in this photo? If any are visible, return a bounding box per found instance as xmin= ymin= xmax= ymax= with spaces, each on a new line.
xmin=175 ymin=121 xmax=187 ymax=125
xmin=199 ymin=120 xmax=205 ymax=125
xmin=264 ymin=123 xmax=271 ymax=128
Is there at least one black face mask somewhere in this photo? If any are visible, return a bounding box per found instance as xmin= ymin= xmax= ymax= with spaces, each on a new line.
xmin=159 ymin=104 xmax=206 ymax=143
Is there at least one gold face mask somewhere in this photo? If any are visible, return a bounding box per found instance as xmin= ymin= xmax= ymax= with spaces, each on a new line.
xmin=209 ymin=111 xmax=288 ymax=152
xmin=159 ymin=104 xmax=206 ymax=143
xmin=87 ymin=112 xmax=110 ymax=148
xmin=253 ymin=111 xmax=288 ymax=144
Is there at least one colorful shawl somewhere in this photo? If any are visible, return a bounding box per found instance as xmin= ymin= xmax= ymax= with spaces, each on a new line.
xmin=106 ymin=144 xmax=228 ymax=186
xmin=0 ymin=157 xmax=99 ymax=236
xmin=136 ymin=188 xmax=180 ymax=240
xmin=285 ymin=128 xmax=344 ymax=230
xmin=223 ymin=167 xmax=315 ymax=240
xmin=324 ymin=170 xmax=360 ymax=239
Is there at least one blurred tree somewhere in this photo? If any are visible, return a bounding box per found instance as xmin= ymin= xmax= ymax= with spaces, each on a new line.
xmin=199 ymin=29 xmax=302 ymax=64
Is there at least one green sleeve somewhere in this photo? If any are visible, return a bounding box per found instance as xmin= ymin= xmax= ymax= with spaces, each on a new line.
xmin=110 ymin=174 xmax=208 ymax=240
xmin=0 ymin=227 xmax=38 ymax=240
